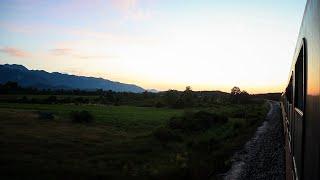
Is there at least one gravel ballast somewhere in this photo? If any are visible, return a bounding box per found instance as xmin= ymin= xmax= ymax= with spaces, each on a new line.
xmin=224 ymin=101 xmax=285 ymax=180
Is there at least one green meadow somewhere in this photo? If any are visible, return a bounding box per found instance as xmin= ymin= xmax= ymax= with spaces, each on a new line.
xmin=0 ymin=99 xmax=268 ymax=179
xmin=0 ymin=103 xmax=182 ymax=131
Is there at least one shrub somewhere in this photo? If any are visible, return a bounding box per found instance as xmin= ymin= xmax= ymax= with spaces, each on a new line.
xmin=74 ymin=97 xmax=89 ymax=104
xmin=193 ymin=111 xmax=228 ymax=124
xmin=232 ymin=120 xmax=245 ymax=130
xmin=153 ymin=127 xmax=180 ymax=143
xmin=231 ymin=111 xmax=245 ymax=118
xmin=70 ymin=110 xmax=94 ymax=123
xmin=168 ymin=116 xmax=184 ymax=129
xmin=45 ymin=95 xmax=57 ymax=104
xmin=60 ymin=97 xmax=72 ymax=103
xmin=19 ymin=96 xmax=29 ymax=103
xmin=167 ymin=111 xmax=228 ymax=132
xmin=154 ymin=101 xmax=165 ymax=108
xmin=187 ymin=138 xmax=217 ymax=151
xmin=38 ymin=111 xmax=54 ymax=120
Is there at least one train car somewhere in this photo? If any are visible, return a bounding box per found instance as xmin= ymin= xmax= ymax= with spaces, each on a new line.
xmin=281 ymin=0 xmax=320 ymax=179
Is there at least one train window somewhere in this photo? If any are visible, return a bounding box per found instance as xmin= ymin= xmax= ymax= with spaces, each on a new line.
xmin=294 ymin=44 xmax=305 ymax=111
xmin=286 ymin=76 xmax=293 ymax=103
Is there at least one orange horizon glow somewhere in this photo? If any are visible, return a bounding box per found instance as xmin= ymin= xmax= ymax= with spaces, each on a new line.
xmin=0 ymin=0 xmax=307 ymax=93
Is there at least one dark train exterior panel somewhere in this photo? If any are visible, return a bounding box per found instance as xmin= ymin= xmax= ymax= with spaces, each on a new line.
xmin=282 ymin=0 xmax=320 ymax=179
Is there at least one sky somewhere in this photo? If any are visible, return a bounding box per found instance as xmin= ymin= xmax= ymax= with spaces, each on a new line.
xmin=0 ymin=0 xmax=307 ymax=93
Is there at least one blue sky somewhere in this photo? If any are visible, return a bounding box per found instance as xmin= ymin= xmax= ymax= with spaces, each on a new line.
xmin=0 ymin=0 xmax=307 ymax=93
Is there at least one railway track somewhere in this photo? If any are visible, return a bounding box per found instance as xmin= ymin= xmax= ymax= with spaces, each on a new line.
xmin=224 ymin=101 xmax=285 ymax=180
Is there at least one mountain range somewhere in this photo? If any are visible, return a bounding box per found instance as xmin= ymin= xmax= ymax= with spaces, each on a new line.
xmin=0 ymin=64 xmax=147 ymax=93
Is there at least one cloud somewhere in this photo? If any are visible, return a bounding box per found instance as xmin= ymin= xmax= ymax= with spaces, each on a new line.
xmin=111 ymin=0 xmax=152 ymax=21
xmin=72 ymin=54 xmax=115 ymax=59
xmin=0 ymin=23 xmax=33 ymax=34
xmin=0 ymin=47 xmax=31 ymax=58
xmin=50 ymin=48 xmax=73 ymax=56
xmin=111 ymin=0 xmax=138 ymax=12
xmin=68 ymin=29 xmax=156 ymax=44
xmin=50 ymin=47 xmax=116 ymax=60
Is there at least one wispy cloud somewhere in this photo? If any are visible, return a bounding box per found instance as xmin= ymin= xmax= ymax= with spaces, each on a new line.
xmin=111 ymin=0 xmax=152 ymax=21
xmin=0 ymin=23 xmax=34 ymax=34
xmin=111 ymin=0 xmax=139 ymax=12
xmin=68 ymin=29 xmax=156 ymax=44
xmin=1 ymin=21 xmax=156 ymax=46
xmin=50 ymin=48 xmax=72 ymax=56
xmin=72 ymin=54 xmax=115 ymax=59
xmin=0 ymin=47 xmax=31 ymax=58
xmin=50 ymin=48 xmax=116 ymax=60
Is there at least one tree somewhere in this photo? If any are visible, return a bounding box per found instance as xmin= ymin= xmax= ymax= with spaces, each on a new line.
xmin=230 ymin=87 xmax=252 ymax=104
xmin=230 ymin=86 xmax=241 ymax=104
xmin=185 ymin=86 xmax=192 ymax=92
xmin=231 ymin=86 xmax=241 ymax=95
xmin=239 ymin=90 xmax=250 ymax=103
xmin=164 ymin=90 xmax=180 ymax=108
xmin=142 ymin=91 xmax=149 ymax=98
xmin=181 ymin=86 xmax=194 ymax=107
xmin=241 ymin=90 xmax=249 ymax=96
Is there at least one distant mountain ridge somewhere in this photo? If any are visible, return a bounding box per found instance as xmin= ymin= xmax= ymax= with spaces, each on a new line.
xmin=0 ymin=64 xmax=146 ymax=93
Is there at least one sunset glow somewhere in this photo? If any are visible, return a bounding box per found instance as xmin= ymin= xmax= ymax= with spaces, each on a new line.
xmin=0 ymin=0 xmax=306 ymax=93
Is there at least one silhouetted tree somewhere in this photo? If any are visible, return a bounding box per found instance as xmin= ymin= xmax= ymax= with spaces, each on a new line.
xmin=181 ymin=86 xmax=194 ymax=107
xmin=105 ymin=90 xmax=115 ymax=103
xmin=185 ymin=86 xmax=192 ymax=92
xmin=239 ymin=90 xmax=251 ymax=103
xmin=230 ymin=87 xmax=252 ymax=104
xmin=230 ymin=86 xmax=241 ymax=104
xmin=164 ymin=90 xmax=180 ymax=108
xmin=96 ymin=89 xmax=103 ymax=95
xmin=231 ymin=86 xmax=241 ymax=96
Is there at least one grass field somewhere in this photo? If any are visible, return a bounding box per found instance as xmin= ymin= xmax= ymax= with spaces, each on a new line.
xmin=0 ymin=103 xmax=183 ymax=131
xmin=0 ymin=94 xmax=99 ymax=100
xmin=0 ymin=101 xmax=269 ymax=179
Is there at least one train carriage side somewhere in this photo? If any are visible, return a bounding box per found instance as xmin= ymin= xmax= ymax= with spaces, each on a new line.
xmin=282 ymin=0 xmax=320 ymax=179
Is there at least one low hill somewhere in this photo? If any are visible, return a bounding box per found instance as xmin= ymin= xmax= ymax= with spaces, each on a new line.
xmin=0 ymin=64 xmax=145 ymax=93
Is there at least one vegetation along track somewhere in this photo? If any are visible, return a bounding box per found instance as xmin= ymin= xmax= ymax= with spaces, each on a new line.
xmin=224 ymin=101 xmax=285 ymax=180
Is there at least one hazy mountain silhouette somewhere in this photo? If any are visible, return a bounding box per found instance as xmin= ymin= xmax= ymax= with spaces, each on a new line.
xmin=146 ymin=89 xmax=159 ymax=93
xmin=0 ymin=64 xmax=145 ymax=93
